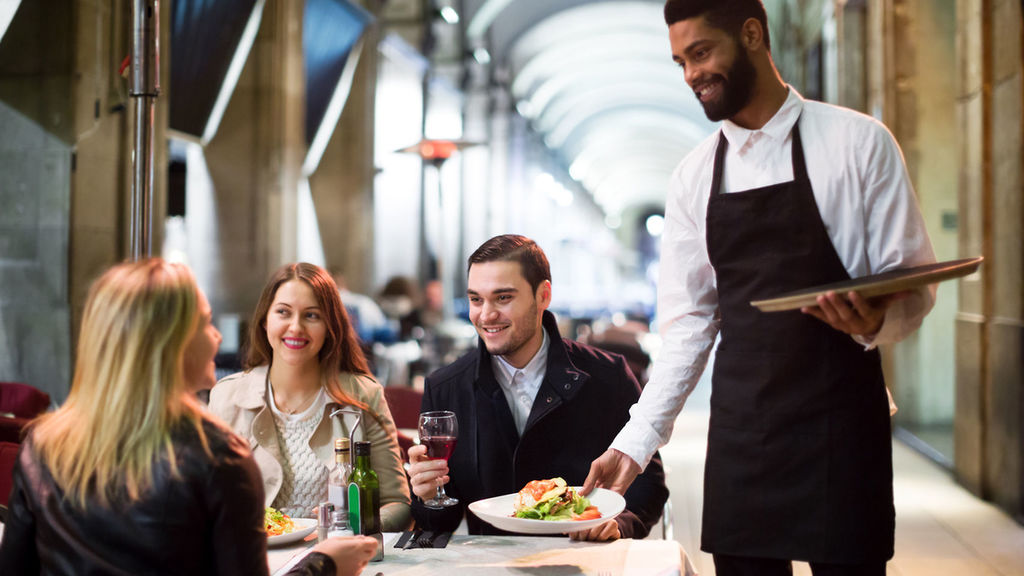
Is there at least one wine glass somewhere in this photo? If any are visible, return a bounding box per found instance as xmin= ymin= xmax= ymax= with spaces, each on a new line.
xmin=418 ymin=410 xmax=459 ymax=508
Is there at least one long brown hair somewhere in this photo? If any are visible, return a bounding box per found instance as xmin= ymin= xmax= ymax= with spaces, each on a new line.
xmin=245 ymin=262 xmax=372 ymax=411
xmin=31 ymin=259 xmax=212 ymax=509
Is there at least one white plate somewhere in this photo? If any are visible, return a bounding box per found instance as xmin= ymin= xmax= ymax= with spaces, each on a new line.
xmin=467 ymin=487 xmax=625 ymax=535
xmin=267 ymin=517 xmax=317 ymax=546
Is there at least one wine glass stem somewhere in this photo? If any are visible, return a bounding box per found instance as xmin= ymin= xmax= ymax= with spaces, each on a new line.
xmin=436 ymin=485 xmax=445 ymax=499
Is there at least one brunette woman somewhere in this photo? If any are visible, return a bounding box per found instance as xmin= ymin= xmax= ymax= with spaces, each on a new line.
xmin=209 ymin=263 xmax=411 ymax=530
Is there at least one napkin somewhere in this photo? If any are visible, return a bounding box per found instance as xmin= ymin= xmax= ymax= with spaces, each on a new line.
xmin=393 ymin=529 xmax=452 ymax=549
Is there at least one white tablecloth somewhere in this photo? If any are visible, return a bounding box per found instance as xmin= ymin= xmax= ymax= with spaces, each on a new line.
xmin=1 ymin=522 xmax=696 ymax=575
xmin=270 ymin=532 xmax=698 ymax=576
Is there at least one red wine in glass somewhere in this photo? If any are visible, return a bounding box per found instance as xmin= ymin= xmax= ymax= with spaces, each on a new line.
xmin=418 ymin=410 xmax=459 ymax=508
xmin=422 ymin=435 xmax=457 ymax=461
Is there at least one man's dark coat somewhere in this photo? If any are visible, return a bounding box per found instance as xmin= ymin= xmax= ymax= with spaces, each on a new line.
xmin=412 ymin=310 xmax=669 ymax=538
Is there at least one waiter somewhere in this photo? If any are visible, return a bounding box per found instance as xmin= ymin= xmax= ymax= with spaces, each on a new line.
xmin=583 ymin=1 xmax=936 ymax=575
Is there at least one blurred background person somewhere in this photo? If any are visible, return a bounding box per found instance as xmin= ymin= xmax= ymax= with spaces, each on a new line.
xmin=376 ymin=275 xmax=425 ymax=342
xmin=209 ymin=263 xmax=411 ymax=531
xmin=330 ymin=269 xmax=394 ymax=346
xmin=0 ymin=258 xmax=377 ymax=576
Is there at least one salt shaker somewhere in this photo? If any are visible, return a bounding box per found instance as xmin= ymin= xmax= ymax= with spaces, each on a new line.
xmin=317 ymin=502 xmax=334 ymax=542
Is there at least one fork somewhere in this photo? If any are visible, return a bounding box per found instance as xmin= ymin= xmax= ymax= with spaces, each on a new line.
xmin=415 ymin=530 xmax=436 ymax=548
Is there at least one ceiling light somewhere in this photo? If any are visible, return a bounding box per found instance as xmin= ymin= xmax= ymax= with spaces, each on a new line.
xmin=472 ymin=47 xmax=491 ymax=65
xmin=439 ymin=6 xmax=459 ymax=24
xmin=645 ymin=214 xmax=665 ymax=237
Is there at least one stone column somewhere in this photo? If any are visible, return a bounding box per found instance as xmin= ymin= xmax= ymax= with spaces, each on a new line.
xmin=954 ymin=0 xmax=990 ymax=497
xmin=309 ymin=24 xmax=380 ymax=296
xmin=203 ymin=0 xmax=306 ymax=318
xmin=981 ymin=0 xmax=1023 ymax=517
xmin=0 ymin=0 xmax=170 ymax=400
xmin=954 ymin=0 xmax=1024 ymax=520
xmin=835 ymin=0 xmax=868 ymax=112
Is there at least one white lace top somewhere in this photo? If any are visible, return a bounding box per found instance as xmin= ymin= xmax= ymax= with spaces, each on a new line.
xmin=268 ymin=385 xmax=329 ymax=518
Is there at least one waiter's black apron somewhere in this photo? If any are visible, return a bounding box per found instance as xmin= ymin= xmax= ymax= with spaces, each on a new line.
xmin=701 ymin=122 xmax=894 ymax=563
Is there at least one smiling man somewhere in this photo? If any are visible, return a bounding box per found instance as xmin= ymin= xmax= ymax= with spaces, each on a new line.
xmin=583 ymin=1 xmax=936 ymax=575
xmin=406 ymin=234 xmax=668 ymax=541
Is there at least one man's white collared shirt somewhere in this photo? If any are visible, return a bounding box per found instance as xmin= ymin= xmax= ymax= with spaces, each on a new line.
xmin=492 ymin=331 xmax=550 ymax=436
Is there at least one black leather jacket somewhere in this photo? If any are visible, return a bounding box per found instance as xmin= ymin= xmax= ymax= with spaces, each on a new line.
xmin=0 ymin=418 xmax=335 ymax=576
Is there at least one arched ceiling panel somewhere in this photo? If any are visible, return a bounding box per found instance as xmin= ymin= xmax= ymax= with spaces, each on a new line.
xmin=466 ymin=0 xmax=719 ymax=214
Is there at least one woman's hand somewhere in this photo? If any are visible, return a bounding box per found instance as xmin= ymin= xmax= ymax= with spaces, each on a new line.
xmin=407 ymin=444 xmax=450 ymax=501
xmin=568 ymin=519 xmax=620 ymax=542
xmin=311 ymin=535 xmax=377 ymax=576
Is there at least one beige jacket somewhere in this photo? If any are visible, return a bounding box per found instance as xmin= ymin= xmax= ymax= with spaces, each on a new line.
xmin=208 ymin=366 xmax=412 ymax=532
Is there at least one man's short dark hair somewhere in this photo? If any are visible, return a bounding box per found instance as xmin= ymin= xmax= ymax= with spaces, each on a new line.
xmin=664 ymin=0 xmax=771 ymax=52
xmin=468 ymin=235 xmax=551 ymax=293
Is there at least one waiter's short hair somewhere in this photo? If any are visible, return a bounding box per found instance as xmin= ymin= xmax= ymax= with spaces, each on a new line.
xmin=664 ymin=0 xmax=771 ymax=52
xmin=468 ymin=234 xmax=551 ymax=293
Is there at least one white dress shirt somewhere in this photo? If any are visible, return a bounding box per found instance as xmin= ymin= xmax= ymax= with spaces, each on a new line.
xmin=492 ymin=331 xmax=550 ymax=436
xmin=612 ymin=88 xmax=936 ymax=469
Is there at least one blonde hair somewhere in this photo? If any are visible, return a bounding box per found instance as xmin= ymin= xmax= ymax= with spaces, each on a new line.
xmin=30 ymin=258 xmax=212 ymax=509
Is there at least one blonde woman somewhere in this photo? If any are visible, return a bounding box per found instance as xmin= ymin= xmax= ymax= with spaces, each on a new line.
xmin=0 ymin=259 xmax=376 ymax=576
xmin=209 ymin=263 xmax=411 ymax=531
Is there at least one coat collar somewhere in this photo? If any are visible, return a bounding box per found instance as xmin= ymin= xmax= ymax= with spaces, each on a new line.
xmin=235 ymin=365 xmax=270 ymax=410
xmin=233 ymin=365 xmax=349 ymax=413
xmin=473 ymin=310 xmax=589 ymax=401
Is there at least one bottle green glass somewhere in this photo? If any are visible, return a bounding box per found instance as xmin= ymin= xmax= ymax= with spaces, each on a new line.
xmin=348 ymin=440 xmax=383 ymax=561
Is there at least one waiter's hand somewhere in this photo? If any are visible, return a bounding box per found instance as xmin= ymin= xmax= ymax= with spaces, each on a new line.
xmin=407 ymin=444 xmax=450 ymax=501
xmin=801 ymin=290 xmax=908 ymax=337
xmin=582 ymin=448 xmax=642 ymax=497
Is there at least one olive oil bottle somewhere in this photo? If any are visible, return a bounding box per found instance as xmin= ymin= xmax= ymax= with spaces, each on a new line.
xmin=347 ymin=440 xmax=382 ymax=560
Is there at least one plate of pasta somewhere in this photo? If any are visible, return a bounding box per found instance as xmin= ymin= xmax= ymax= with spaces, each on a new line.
xmin=265 ymin=507 xmax=317 ymax=546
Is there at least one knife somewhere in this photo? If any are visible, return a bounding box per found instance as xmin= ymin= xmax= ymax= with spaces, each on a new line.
xmin=402 ymin=529 xmax=422 ymax=550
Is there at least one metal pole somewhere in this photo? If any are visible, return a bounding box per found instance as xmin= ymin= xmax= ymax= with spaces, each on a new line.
xmin=129 ymin=0 xmax=160 ymax=259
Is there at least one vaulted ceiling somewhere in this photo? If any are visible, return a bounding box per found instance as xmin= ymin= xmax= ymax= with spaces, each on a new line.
xmin=461 ymin=0 xmax=719 ymax=216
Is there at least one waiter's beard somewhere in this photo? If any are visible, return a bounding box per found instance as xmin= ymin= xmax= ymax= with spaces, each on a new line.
xmin=697 ymin=43 xmax=757 ymax=122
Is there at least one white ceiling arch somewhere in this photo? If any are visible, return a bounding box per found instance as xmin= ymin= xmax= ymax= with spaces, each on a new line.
xmin=463 ymin=0 xmax=718 ymax=215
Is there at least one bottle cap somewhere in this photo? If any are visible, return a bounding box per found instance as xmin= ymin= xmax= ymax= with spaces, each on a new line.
xmin=354 ymin=440 xmax=371 ymax=456
xmin=335 ymin=437 xmax=350 ymax=451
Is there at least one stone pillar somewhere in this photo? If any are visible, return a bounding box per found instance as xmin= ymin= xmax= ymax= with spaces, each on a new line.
xmin=310 ymin=25 xmax=379 ymax=296
xmin=261 ymin=0 xmax=304 ymax=268
xmin=954 ymin=0 xmax=1024 ymax=519
xmin=982 ymin=0 xmax=1023 ymax=517
xmin=835 ymin=0 xmax=868 ymax=112
xmin=0 ymin=0 xmax=74 ymax=400
xmin=203 ymin=0 xmax=306 ymax=318
xmin=954 ymin=0 xmax=990 ymax=498
xmin=0 ymin=0 xmax=169 ymax=400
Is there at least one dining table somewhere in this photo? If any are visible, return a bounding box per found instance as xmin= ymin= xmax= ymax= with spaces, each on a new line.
xmin=269 ymin=531 xmax=698 ymax=576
